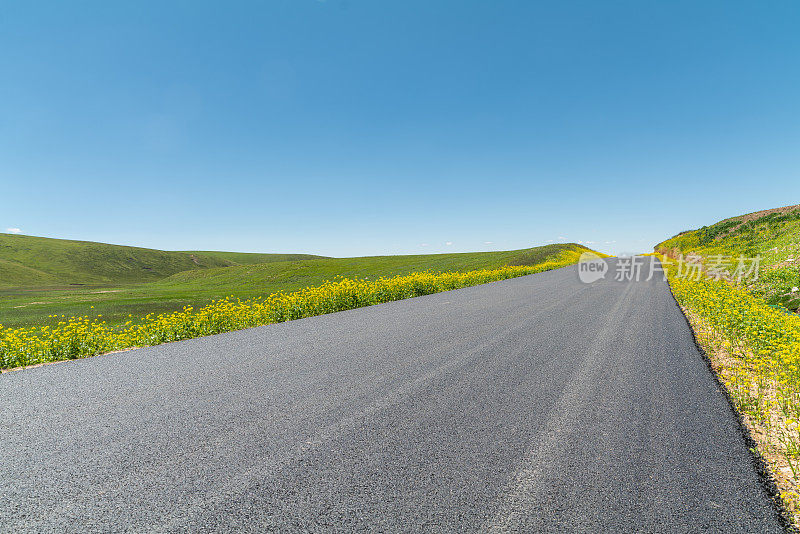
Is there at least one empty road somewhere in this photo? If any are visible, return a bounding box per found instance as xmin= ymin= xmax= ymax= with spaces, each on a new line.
xmin=1 ymin=259 xmax=787 ymax=532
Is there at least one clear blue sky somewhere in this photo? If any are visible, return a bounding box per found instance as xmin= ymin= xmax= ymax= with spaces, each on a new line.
xmin=2 ymin=1 xmax=799 ymax=257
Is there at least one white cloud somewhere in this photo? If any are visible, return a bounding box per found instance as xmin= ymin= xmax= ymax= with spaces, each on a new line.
xmin=6 ymin=228 xmax=21 ymax=234
xmin=484 ymin=241 xmax=493 ymax=245
xmin=585 ymin=240 xmax=596 ymax=244
xmin=557 ymin=236 xmax=566 ymax=240
xmin=545 ymin=239 xmax=554 ymax=243
xmin=445 ymin=241 xmax=453 ymax=246
xmin=420 ymin=243 xmax=429 ymax=247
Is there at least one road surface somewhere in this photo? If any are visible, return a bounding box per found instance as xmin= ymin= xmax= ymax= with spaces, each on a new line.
xmin=0 ymin=259 xmax=786 ymax=532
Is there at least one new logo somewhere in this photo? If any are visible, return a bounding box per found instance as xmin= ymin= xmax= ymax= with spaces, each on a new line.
xmin=578 ymin=252 xmax=608 ymax=284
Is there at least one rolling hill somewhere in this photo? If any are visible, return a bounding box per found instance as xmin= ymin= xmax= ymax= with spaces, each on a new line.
xmin=155 ymin=243 xmax=592 ymax=291
xmin=0 ymin=233 xmax=326 ymax=289
xmin=655 ymin=203 xmax=800 ymax=311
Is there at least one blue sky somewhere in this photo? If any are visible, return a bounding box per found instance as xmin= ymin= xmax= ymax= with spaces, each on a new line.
xmin=2 ymin=0 xmax=799 ymax=257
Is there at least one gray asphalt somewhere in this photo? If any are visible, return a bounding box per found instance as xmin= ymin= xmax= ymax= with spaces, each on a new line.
xmin=0 ymin=259 xmax=786 ymax=533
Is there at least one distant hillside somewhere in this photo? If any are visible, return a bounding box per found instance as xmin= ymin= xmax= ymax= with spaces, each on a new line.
xmin=0 ymin=234 xmax=326 ymax=289
xmin=0 ymin=242 xmax=601 ymax=329
xmin=155 ymin=243 xmax=598 ymax=291
xmin=655 ymin=203 xmax=800 ymax=310
xmin=180 ymin=250 xmax=326 ymax=266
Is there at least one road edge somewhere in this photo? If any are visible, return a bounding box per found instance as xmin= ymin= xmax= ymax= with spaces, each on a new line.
xmin=662 ymin=274 xmax=796 ymax=533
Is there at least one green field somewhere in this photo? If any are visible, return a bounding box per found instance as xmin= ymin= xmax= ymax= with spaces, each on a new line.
xmin=0 ymin=233 xmax=326 ymax=288
xmin=655 ymin=203 xmax=800 ymax=311
xmin=0 ymin=235 xmax=593 ymax=329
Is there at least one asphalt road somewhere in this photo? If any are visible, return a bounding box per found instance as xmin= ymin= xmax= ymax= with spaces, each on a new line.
xmin=1 ymin=259 xmax=787 ymax=532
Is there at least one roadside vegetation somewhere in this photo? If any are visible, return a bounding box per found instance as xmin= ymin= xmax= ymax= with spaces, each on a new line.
xmin=1 ymin=241 xmax=598 ymax=370
xmin=656 ymin=204 xmax=800 ymax=312
xmin=0 ymin=237 xmax=589 ymax=329
xmin=657 ymin=204 xmax=800 ymax=527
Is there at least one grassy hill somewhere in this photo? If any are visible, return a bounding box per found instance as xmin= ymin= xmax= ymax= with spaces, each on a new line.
xmin=0 ymin=242 xmax=596 ymax=329
xmin=157 ymin=243 xmax=590 ymax=291
xmin=655 ymin=203 xmax=800 ymax=311
xmin=0 ymin=233 xmax=326 ymax=289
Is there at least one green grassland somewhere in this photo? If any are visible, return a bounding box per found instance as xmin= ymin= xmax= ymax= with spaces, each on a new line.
xmin=179 ymin=250 xmax=327 ymax=266
xmin=655 ymin=203 xmax=800 ymax=311
xmin=0 ymin=236 xmax=594 ymax=329
xmin=0 ymin=233 xmax=326 ymax=289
